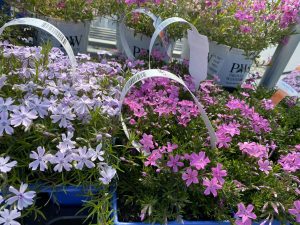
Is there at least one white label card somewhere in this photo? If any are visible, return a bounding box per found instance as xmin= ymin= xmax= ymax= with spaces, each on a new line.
xmin=149 ymin=17 xmax=209 ymax=90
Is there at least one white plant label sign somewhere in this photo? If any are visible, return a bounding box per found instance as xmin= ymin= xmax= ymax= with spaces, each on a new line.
xmin=36 ymin=16 xmax=90 ymax=54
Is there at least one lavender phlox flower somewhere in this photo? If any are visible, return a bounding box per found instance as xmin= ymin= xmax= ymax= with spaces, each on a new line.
xmin=6 ymin=183 xmax=36 ymax=210
xmin=10 ymin=106 xmax=38 ymax=130
xmin=29 ymin=146 xmax=52 ymax=171
xmin=98 ymin=164 xmax=116 ymax=185
xmin=51 ymin=152 xmax=73 ymax=172
xmin=0 ymin=209 xmax=21 ymax=225
xmin=74 ymin=147 xmax=95 ymax=170
xmin=73 ymin=95 xmax=94 ymax=115
xmin=0 ymin=156 xmax=17 ymax=173
xmin=0 ymin=111 xmax=13 ymax=136
xmin=0 ymin=75 xmax=7 ymax=89
xmin=25 ymin=96 xmax=50 ymax=118
xmin=0 ymin=97 xmax=15 ymax=113
xmin=89 ymin=144 xmax=105 ymax=162
xmin=50 ymin=105 xmax=75 ymax=128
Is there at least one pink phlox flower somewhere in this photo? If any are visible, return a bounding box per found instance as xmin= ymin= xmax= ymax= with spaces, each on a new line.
xmin=279 ymin=151 xmax=300 ymax=172
xmin=288 ymin=200 xmax=300 ymax=222
xmin=258 ymin=159 xmax=272 ymax=174
xmin=261 ymin=99 xmax=275 ymax=110
xmin=212 ymin=163 xmax=227 ymax=184
xmin=235 ymin=203 xmax=257 ymax=225
xmin=166 ymin=142 xmax=178 ymax=152
xmin=140 ymin=133 xmax=155 ymax=153
xmin=238 ymin=142 xmax=268 ymax=159
xmin=182 ymin=168 xmax=199 ymax=187
xmin=144 ymin=150 xmax=162 ymax=167
xmin=226 ymin=99 xmax=245 ymax=110
xmin=167 ymin=155 xmax=184 ymax=172
xmin=190 ymin=151 xmax=210 ymax=170
xmin=203 ymin=177 xmax=222 ymax=197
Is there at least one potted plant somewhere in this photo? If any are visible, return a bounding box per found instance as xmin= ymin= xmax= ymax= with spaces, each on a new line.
xmin=112 ymin=61 xmax=300 ymax=224
xmin=6 ymin=0 xmax=102 ymax=54
xmin=0 ymin=41 xmax=123 ymax=224
xmin=97 ymin=0 xmax=186 ymax=60
xmin=179 ymin=0 xmax=300 ymax=88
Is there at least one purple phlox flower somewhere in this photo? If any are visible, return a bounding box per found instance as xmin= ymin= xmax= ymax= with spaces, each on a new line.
xmin=0 ymin=195 xmax=3 ymax=204
xmin=50 ymin=152 xmax=73 ymax=172
xmin=166 ymin=142 xmax=178 ymax=152
xmin=89 ymin=143 xmax=105 ymax=161
xmin=50 ymin=105 xmax=75 ymax=128
xmin=0 ymin=97 xmax=15 ymax=113
xmin=182 ymin=168 xmax=199 ymax=187
xmin=238 ymin=142 xmax=268 ymax=159
xmin=0 ymin=156 xmax=17 ymax=173
xmin=261 ymin=99 xmax=274 ymax=110
xmin=190 ymin=151 xmax=210 ymax=170
xmin=140 ymin=134 xmax=155 ymax=153
xmin=226 ymin=98 xmax=245 ymax=110
xmin=144 ymin=150 xmax=162 ymax=167
xmin=212 ymin=163 xmax=227 ymax=184
xmin=0 ymin=209 xmax=21 ymax=225
xmin=288 ymin=200 xmax=300 ymax=222
xmin=167 ymin=155 xmax=184 ymax=172
xmin=99 ymin=164 xmax=116 ymax=185
xmin=6 ymin=183 xmax=36 ymax=210
xmin=279 ymin=151 xmax=300 ymax=172
xmin=235 ymin=203 xmax=257 ymax=225
xmin=25 ymin=96 xmax=50 ymax=118
xmin=73 ymin=95 xmax=94 ymax=115
xmin=74 ymin=147 xmax=95 ymax=170
xmin=29 ymin=146 xmax=52 ymax=171
xmin=10 ymin=106 xmax=38 ymax=130
xmin=0 ymin=111 xmax=13 ymax=136
xmin=57 ymin=132 xmax=76 ymax=153
xmin=258 ymin=159 xmax=272 ymax=174
xmin=203 ymin=177 xmax=222 ymax=197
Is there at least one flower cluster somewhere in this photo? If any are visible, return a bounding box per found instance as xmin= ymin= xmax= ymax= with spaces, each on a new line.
xmin=182 ymin=0 xmax=300 ymax=52
xmin=117 ymin=63 xmax=300 ymax=224
xmin=7 ymin=0 xmax=101 ymax=21
xmin=0 ymin=41 xmax=122 ymax=223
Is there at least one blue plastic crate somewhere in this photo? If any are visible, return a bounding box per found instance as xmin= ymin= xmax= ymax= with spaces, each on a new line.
xmin=112 ymin=192 xmax=287 ymax=225
xmin=34 ymin=185 xmax=98 ymax=206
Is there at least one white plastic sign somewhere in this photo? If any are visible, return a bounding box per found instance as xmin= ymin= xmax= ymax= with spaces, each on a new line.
xmin=208 ymin=42 xmax=254 ymax=88
xmin=149 ymin=17 xmax=209 ymax=90
xmin=119 ymin=69 xmax=217 ymax=150
xmin=36 ymin=16 xmax=90 ymax=55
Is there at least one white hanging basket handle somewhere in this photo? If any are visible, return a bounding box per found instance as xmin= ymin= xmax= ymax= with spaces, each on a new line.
xmin=149 ymin=17 xmax=209 ymax=90
xmin=0 ymin=17 xmax=77 ymax=72
xmin=119 ymin=8 xmax=172 ymax=60
xmin=119 ymin=69 xmax=217 ymax=150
